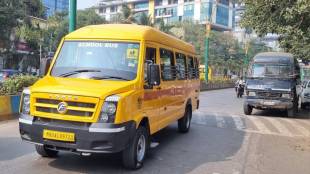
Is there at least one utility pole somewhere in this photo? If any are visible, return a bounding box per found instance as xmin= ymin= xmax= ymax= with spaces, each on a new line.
xmin=205 ymin=0 xmax=218 ymax=82
xmin=69 ymin=0 xmax=77 ymax=32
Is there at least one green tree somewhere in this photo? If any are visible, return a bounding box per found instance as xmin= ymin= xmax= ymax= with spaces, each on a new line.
xmin=240 ymin=0 xmax=310 ymax=60
xmin=0 ymin=0 xmax=24 ymax=53
xmin=16 ymin=0 xmax=46 ymax=51
xmin=43 ymin=9 xmax=105 ymax=53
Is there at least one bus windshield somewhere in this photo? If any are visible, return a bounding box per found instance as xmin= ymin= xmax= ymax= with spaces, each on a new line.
xmin=252 ymin=64 xmax=292 ymax=78
xmin=51 ymin=41 xmax=140 ymax=81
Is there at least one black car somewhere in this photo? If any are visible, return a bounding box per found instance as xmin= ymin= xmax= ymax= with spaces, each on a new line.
xmin=243 ymin=52 xmax=301 ymax=117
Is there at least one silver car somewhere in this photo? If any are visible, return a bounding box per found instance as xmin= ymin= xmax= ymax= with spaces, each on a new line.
xmin=300 ymin=80 xmax=310 ymax=109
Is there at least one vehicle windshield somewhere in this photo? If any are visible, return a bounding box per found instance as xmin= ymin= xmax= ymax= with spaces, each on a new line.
xmin=51 ymin=41 xmax=140 ymax=80
xmin=252 ymin=63 xmax=292 ymax=78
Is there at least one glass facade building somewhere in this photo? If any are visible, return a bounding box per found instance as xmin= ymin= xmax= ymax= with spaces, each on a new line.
xmin=42 ymin=0 xmax=69 ymax=17
xmin=97 ymin=0 xmax=234 ymax=31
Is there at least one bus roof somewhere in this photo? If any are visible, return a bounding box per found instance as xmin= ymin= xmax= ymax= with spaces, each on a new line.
xmin=253 ymin=52 xmax=294 ymax=64
xmin=65 ymin=24 xmax=196 ymax=54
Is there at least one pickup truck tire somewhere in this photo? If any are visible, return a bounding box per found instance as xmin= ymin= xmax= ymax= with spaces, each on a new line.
xmin=122 ymin=126 xmax=148 ymax=170
xmin=178 ymin=106 xmax=192 ymax=133
xmin=243 ymin=104 xmax=253 ymax=115
xmin=35 ymin=144 xmax=58 ymax=157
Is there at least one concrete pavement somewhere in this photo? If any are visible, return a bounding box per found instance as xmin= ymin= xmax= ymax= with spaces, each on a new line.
xmin=0 ymin=88 xmax=309 ymax=174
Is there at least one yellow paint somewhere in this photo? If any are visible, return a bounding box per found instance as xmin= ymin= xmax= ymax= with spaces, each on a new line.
xmin=148 ymin=0 xmax=155 ymax=22
xmin=0 ymin=96 xmax=11 ymax=116
xmin=199 ymin=65 xmax=212 ymax=81
xmin=28 ymin=24 xmax=199 ymax=135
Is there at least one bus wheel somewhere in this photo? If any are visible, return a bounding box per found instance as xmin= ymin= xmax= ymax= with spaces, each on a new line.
xmin=35 ymin=144 xmax=58 ymax=157
xmin=122 ymin=126 xmax=148 ymax=170
xmin=178 ymin=106 xmax=192 ymax=133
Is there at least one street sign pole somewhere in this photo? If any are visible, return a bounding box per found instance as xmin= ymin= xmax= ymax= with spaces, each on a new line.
xmin=69 ymin=0 xmax=77 ymax=32
xmin=204 ymin=24 xmax=211 ymax=82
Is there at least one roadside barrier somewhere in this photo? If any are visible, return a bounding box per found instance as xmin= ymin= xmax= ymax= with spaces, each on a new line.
xmin=0 ymin=95 xmax=21 ymax=121
xmin=200 ymin=82 xmax=234 ymax=91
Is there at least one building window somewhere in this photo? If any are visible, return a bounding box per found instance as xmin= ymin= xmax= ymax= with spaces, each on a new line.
xmin=216 ymin=5 xmax=229 ymax=26
xmin=99 ymin=7 xmax=106 ymax=14
xmin=168 ymin=0 xmax=178 ymax=5
xmin=219 ymin=0 xmax=229 ymax=6
xmin=200 ymin=2 xmax=212 ymax=22
xmin=184 ymin=0 xmax=194 ymax=3
xmin=160 ymin=48 xmax=175 ymax=80
xmin=183 ymin=4 xmax=194 ymax=19
xmin=155 ymin=0 xmax=163 ymax=6
xmin=134 ymin=2 xmax=149 ymax=9
xmin=110 ymin=6 xmax=116 ymax=13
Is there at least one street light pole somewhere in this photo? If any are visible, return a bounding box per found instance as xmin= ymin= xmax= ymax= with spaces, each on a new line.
xmin=204 ymin=0 xmax=218 ymax=82
xmin=69 ymin=0 xmax=77 ymax=32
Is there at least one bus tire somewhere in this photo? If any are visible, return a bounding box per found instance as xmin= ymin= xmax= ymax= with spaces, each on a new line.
xmin=35 ymin=144 xmax=58 ymax=157
xmin=122 ymin=126 xmax=148 ymax=170
xmin=178 ymin=106 xmax=192 ymax=133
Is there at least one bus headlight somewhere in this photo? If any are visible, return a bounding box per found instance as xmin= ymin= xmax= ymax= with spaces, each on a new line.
xmin=21 ymin=88 xmax=30 ymax=114
xmin=99 ymin=95 xmax=120 ymax=123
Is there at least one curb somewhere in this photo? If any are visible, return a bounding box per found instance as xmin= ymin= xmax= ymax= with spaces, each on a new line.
xmin=0 ymin=95 xmax=21 ymax=121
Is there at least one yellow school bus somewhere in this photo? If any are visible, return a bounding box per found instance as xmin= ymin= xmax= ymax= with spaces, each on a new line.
xmin=19 ymin=24 xmax=200 ymax=169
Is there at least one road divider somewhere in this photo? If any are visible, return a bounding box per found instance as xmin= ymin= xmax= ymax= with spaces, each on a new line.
xmin=0 ymin=95 xmax=21 ymax=121
xmin=200 ymin=82 xmax=234 ymax=91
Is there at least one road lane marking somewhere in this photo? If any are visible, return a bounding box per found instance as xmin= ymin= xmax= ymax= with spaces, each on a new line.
xmin=283 ymin=119 xmax=310 ymax=137
xmin=231 ymin=115 xmax=245 ymax=130
xmin=247 ymin=116 xmax=273 ymax=134
xmin=263 ymin=117 xmax=292 ymax=137
xmin=214 ymin=113 xmax=226 ymax=128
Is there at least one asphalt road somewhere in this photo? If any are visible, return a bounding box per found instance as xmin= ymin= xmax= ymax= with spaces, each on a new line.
xmin=0 ymin=88 xmax=309 ymax=174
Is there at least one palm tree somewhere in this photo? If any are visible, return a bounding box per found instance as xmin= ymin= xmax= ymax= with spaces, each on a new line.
xmin=120 ymin=4 xmax=136 ymax=24
xmin=138 ymin=12 xmax=153 ymax=26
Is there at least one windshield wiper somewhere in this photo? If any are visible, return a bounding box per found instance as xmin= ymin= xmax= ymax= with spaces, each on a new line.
xmin=58 ymin=69 xmax=101 ymax=77
xmin=91 ymin=76 xmax=130 ymax=81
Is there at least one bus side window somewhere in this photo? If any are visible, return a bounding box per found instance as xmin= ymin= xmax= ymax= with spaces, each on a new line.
xmin=144 ymin=47 xmax=156 ymax=84
xmin=187 ymin=56 xmax=194 ymax=79
xmin=175 ymin=53 xmax=186 ymax=80
xmin=160 ymin=48 xmax=175 ymax=81
xmin=194 ymin=57 xmax=199 ymax=79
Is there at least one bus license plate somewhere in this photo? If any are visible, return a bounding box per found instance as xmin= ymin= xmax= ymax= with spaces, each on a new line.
xmin=43 ymin=130 xmax=75 ymax=142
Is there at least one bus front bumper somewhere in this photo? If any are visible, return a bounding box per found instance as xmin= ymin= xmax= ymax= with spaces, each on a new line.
xmin=19 ymin=114 xmax=136 ymax=154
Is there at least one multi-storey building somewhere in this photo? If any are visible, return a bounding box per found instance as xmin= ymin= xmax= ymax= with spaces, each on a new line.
xmin=233 ymin=3 xmax=279 ymax=50
xmin=96 ymin=0 xmax=235 ymax=31
xmin=42 ymin=0 xmax=69 ymax=17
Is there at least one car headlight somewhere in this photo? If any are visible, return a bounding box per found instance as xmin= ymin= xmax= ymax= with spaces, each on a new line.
xmin=282 ymin=93 xmax=291 ymax=98
xmin=247 ymin=91 xmax=256 ymax=96
xmin=98 ymin=95 xmax=120 ymax=123
xmin=21 ymin=88 xmax=30 ymax=114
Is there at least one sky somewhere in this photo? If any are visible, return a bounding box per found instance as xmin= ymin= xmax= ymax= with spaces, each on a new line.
xmin=77 ymin=0 xmax=98 ymax=9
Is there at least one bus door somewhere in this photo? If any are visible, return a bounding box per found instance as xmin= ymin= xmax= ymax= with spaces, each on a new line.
xmin=143 ymin=45 xmax=161 ymax=133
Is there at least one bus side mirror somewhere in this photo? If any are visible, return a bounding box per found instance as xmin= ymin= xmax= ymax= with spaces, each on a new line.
xmin=147 ymin=64 xmax=161 ymax=87
xmin=40 ymin=58 xmax=52 ymax=76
